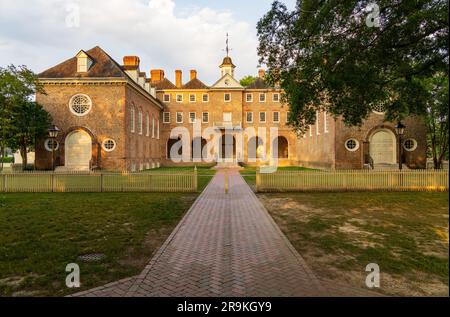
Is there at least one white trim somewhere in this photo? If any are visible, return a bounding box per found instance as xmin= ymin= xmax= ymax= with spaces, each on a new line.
xmin=163 ymin=94 xmax=171 ymax=103
xmin=130 ymin=107 xmax=135 ymax=133
xmin=102 ymin=138 xmax=116 ymax=152
xmin=152 ymin=116 xmax=155 ymax=138
xmin=246 ymin=111 xmax=253 ymax=123
xmin=224 ymin=93 xmax=231 ymax=102
xmin=272 ymin=93 xmax=280 ymax=102
xmin=69 ymin=94 xmax=92 ymax=116
xmin=202 ymin=112 xmax=209 ymax=123
xmin=316 ymin=111 xmax=321 ymax=135
xmin=259 ymin=111 xmax=266 ymax=123
xmin=273 ymin=111 xmax=280 ymax=123
xmin=202 ymin=93 xmax=209 ymax=103
xmin=176 ymin=112 xmax=183 ymax=123
xmin=138 ymin=110 xmax=143 ymax=135
xmin=163 ymin=112 xmax=170 ymax=124
xmin=403 ymin=138 xmax=418 ymax=151
xmin=176 ymin=94 xmax=183 ymax=103
xmin=189 ymin=112 xmax=196 ymax=123
xmin=259 ymin=93 xmax=266 ymax=103
xmin=44 ymin=139 xmax=59 ymax=152
xmin=189 ymin=94 xmax=196 ymax=103
xmin=324 ymin=111 xmax=329 ymax=133
xmin=246 ymin=93 xmax=253 ymax=103
xmin=146 ymin=113 xmax=150 ymax=136
xmin=157 ymin=120 xmax=160 ymax=139
xmin=345 ymin=138 xmax=360 ymax=152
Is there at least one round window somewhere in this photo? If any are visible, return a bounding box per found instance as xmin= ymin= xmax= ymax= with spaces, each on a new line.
xmin=403 ymin=138 xmax=417 ymax=152
xmin=44 ymin=139 xmax=59 ymax=152
xmin=345 ymin=138 xmax=359 ymax=152
xmin=102 ymin=139 xmax=116 ymax=152
xmin=69 ymin=94 xmax=92 ymax=116
xmin=372 ymin=103 xmax=386 ymax=114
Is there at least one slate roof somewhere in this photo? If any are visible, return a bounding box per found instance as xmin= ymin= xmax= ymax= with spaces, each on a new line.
xmin=182 ymin=78 xmax=209 ymax=90
xmin=39 ymin=46 xmax=126 ymax=78
xmin=245 ymin=78 xmax=273 ymax=89
xmin=152 ymin=78 xmax=177 ymax=90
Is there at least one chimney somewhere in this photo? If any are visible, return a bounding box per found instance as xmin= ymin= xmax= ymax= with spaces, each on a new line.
xmin=258 ymin=69 xmax=265 ymax=79
xmin=190 ymin=70 xmax=197 ymax=81
xmin=175 ymin=70 xmax=182 ymax=88
xmin=123 ymin=56 xmax=140 ymax=69
xmin=150 ymin=69 xmax=165 ymax=83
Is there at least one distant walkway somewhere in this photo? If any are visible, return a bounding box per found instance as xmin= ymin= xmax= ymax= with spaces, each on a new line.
xmin=73 ymin=170 xmax=326 ymax=296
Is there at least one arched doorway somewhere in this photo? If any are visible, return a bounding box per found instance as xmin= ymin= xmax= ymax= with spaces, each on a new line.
xmin=167 ymin=138 xmax=182 ymax=159
xmin=273 ymin=136 xmax=289 ymax=159
xmin=65 ymin=130 xmax=92 ymax=169
xmin=248 ymin=136 xmax=264 ymax=160
xmin=370 ymin=129 xmax=396 ymax=164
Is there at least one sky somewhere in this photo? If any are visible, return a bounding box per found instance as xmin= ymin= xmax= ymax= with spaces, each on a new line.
xmin=0 ymin=0 xmax=296 ymax=84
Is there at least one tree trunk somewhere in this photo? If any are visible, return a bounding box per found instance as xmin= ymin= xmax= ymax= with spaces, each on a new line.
xmin=20 ymin=144 xmax=28 ymax=171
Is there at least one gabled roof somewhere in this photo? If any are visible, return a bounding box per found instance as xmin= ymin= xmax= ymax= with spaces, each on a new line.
xmin=39 ymin=46 xmax=126 ymax=78
xmin=211 ymin=73 xmax=243 ymax=89
xmin=152 ymin=78 xmax=177 ymax=90
xmin=182 ymin=78 xmax=209 ymax=90
xmin=246 ymin=78 xmax=273 ymax=89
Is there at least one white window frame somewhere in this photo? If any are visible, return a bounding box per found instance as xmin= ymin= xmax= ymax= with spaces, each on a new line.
xmin=163 ymin=94 xmax=171 ymax=103
xmin=157 ymin=120 xmax=160 ymax=139
xmin=152 ymin=116 xmax=155 ymax=138
xmin=102 ymin=139 xmax=117 ymax=152
xmin=44 ymin=139 xmax=59 ymax=152
xmin=146 ymin=113 xmax=150 ymax=136
xmin=130 ymin=107 xmax=135 ymax=133
xmin=224 ymin=93 xmax=231 ymax=102
xmin=272 ymin=93 xmax=280 ymax=102
xmin=163 ymin=112 xmax=170 ymax=124
xmin=403 ymin=138 xmax=418 ymax=152
xmin=189 ymin=112 xmax=196 ymax=123
xmin=286 ymin=111 xmax=290 ymax=123
xmin=138 ymin=110 xmax=143 ymax=135
xmin=69 ymin=94 xmax=92 ymax=117
xmin=176 ymin=94 xmax=183 ymax=103
xmin=189 ymin=94 xmax=196 ymax=103
xmin=246 ymin=112 xmax=253 ymax=123
xmin=273 ymin=111 xmax=280 ymax=123
xmin=309 ymin=125 xmax=312 ymax=137
xmin=176 ymin=112 xmax=183 ymax=124
xmin=202 ymin=112 xmax=209 ymax=123
xmin=202 ymin=93 xmax=209 ymax=103
xmin=246 ymin=93 xmax=253 ymax=103
xmin=259 ymin=111 xmax=266 ymax=123
xmin=259 ymin=93 xmax=266 ymax=103
xmin=345 ymin=138 xmax=360 ymax=152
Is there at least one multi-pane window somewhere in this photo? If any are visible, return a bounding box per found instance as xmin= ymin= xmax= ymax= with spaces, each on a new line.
xmin=259 ymin=112 xmax=266 ymax=123
xmin=246 ymin=112 xmax=253 ymax=123
xmin=273 ymin=111 xmax=280 ymax=123
xmin=324 ymin=111 xmax=329 ymax=133
xmin=138 ymin=111 xmax=143 ymax=134
xmin=176 ymin=112 xmax=183 ymax=123
xmin=202 ymin=112 xmax=209 ymax=123
xmin=163 ymin=112 xmax=170 ymax=123
xmin=273 ymin=93 xmax=280 ymax=102
xmin=189 ymin=112 xmax=196 ymax=123
xmin=246 ymin=93 xmax=253 ymax=102
xmin=146 ymin=114 xmax=150 ymax=136
xmin=259 ymin=93 xmax=266 ymax=102
xmin=157 ymin=120 xmax=160 ymax=139
xmin=189 ymin=94 xmax=196 ymax=102
xmin=163 ymin=94 xmax=170 ymax=102
xmin=130 ymin=107 xmax=135 ymax=132
xmin=286 ymin=111 xmax=290 ymax=123
xmin=202 ymin=94 xmax=209 ymax=102
xmin=309 ymin=125 xmax=312 ymax=137
xmin=176 ymin=94 xmax=183 ymax=103
xmin=316 ymin=111 xmax=320 ymax=135
xmin=224 ymin=93 xmax=231 ymax=102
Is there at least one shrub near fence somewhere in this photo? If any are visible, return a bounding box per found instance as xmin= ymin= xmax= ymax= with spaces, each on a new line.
xmin=0 ymin=171 xmax=198 ymax=193
xmin=256 ymin=170 xmax=449 ymax=192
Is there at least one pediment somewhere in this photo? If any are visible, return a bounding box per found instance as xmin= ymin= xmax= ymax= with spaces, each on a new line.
xmin=211 ymin=73 xmax=243 ymax=89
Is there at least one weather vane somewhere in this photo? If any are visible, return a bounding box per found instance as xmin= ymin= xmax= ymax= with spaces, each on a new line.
xmin=224 ymin=33 xmax=232 ymax=57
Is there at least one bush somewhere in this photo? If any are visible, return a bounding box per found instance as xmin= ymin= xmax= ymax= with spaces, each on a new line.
xmin=1 ymin=157 xmax=14 ymax=163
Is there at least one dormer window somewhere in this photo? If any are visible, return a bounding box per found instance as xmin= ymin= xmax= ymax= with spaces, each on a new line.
xmin=76 ymin=51 xmax=92 ymax=73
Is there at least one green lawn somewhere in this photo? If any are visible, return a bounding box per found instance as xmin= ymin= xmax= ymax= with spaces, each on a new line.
xmin=146 ymin=166 xmax=216 ymax=191
xmin=239 ymin=165 xmax=317 ymax=186
xmin=259 ymin=192 xmax=449 ymax=296
xmin=0 ymin=192 xmax=197 ymax=296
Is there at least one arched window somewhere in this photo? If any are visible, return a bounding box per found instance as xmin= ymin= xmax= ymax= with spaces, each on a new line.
xmin=146 ymin=113 xmax=150 ymax=137
xmin=69 ymin=94 xmax=92 ymax=116
xmin=152 ymin=116 xmax=155 ymax=138
xmin=138 ymin=110 xmax=143 ymax=135
xmin=130 ymin=107 xmax=135 ymax=133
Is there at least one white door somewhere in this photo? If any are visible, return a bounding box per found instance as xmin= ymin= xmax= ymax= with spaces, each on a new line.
xmin=370 ymin=130 xmax=396 ymax=164
xmin=65 ymin=130 xmax=92 ymax=169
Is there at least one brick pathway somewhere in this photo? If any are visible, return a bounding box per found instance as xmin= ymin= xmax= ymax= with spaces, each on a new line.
xmin=73 ymin=170 xmax=375 ymax=297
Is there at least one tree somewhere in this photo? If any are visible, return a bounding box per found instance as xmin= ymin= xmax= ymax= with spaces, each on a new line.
xmin=240 ymin=75 xmax=258 ymax=87
xmin=0 ymin=65 xmax=50 ymax=170
xmin=257 ymin=1 xmax=449 ymax=133
xmin=423 ymin=74 xmax=448 ymax=169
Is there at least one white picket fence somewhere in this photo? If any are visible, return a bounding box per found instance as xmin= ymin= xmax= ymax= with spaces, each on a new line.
xmin=0 ymin=171 xmax=198 ymax=193
xmin=256 ymin=169 xmax=449 ymax=192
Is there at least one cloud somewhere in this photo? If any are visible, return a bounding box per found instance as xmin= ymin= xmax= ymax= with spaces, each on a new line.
xmin=0 ymin=0 xmax=261 ymax=83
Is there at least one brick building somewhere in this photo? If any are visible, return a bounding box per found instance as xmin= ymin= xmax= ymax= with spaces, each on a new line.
xmin=35 ymin=46 xmax=427 ymax=171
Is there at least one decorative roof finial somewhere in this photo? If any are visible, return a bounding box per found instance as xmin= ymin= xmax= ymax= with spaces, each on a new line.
xmin=225 ymin=32 xmax=232 ymax=57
